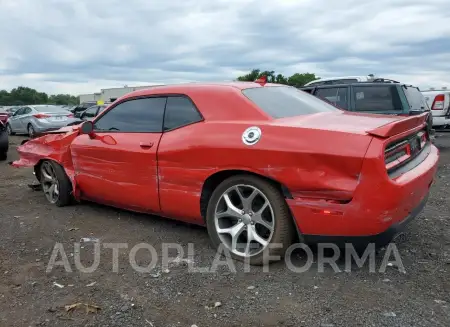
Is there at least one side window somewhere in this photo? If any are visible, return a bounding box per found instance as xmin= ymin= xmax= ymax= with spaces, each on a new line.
xmin=94 ymin=97 xmax=167 ymax=132
xmin=13 ymin=108 xmax=25 ymax=116
xmin=353 ymin=86 xmax=402 ymax=112
xmin=23 ymin=107 xmax=32 ymax=115
xmin=82 ymin=106 xmax=98 ymax=119
xmin=315 ymin=87 xmax=347 ymax=108
xmin=163 ymin=96 xmax=203 ymax=131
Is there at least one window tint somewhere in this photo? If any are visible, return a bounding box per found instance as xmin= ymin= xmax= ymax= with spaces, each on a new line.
xmin=94 ymin=97 xmax=166 ymax=132
xmin=242 ymin=86 xmax=338 ymax=118
xmin=13 ymin=108 xmax=25 ymax=116
xmin=82 ymin=106 xmax=98 ymax=119
xmin=353 ymin=85 xmax=402 ymax=112
xmin=315 ymin=87 xmax=348 ymax=109
xmin=163 ymin=96 xmax=202 ymax=130
xmin=404 ymin=87 xmax=429 ymax=111
xmin=23 ymin=107 xmax=32 ymax=114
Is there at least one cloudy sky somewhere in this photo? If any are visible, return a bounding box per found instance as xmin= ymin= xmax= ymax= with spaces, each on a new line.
xmin=0 ymin=0 xmax=449 ymax=95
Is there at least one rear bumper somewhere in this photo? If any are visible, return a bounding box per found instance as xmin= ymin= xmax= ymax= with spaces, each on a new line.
xmin=302 ymin=192 xmax=429 ymax=247
xmin=287 ymin=144 xmax=439 ymax=240
xmin=432 ymin=115 xmax=450 ymax=127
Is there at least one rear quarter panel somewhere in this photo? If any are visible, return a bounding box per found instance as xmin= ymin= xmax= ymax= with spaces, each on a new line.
xmin=157 ymin=121 xmax=372 ymax=223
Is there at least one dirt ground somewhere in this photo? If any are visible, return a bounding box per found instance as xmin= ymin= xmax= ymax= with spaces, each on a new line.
xmin=0 ymin=133 xmax=449 ymax=327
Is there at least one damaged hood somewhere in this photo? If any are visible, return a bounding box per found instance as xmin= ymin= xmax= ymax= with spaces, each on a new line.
xmin=11 ymin=127 xmax=80 ymax=168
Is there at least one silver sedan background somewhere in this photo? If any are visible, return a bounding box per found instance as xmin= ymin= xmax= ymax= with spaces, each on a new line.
xmin=6 ymin=105 xmax=80 ymax=137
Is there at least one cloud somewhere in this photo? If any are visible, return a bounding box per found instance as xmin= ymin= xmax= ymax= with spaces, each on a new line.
xmin=0 ymin=0 xmax=449 ymax=95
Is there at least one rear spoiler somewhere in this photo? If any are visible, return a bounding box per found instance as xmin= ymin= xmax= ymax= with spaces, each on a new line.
xmin=366 ymin=112 xmax=428 ymax=138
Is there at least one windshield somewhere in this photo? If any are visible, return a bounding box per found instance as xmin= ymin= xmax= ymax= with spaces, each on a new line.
xmin=242 ymin=86 xmax=338 ymax=118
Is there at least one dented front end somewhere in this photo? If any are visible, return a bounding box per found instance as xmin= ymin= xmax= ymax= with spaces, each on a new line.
xmin=12 ymin=128 xmax=80 ymax=198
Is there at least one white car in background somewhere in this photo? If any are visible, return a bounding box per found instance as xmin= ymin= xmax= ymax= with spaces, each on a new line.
xmin=421 ymin=88 xmax=450 ymax=128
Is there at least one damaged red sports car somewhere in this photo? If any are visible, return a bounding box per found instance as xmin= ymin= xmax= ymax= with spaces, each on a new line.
xmin=12 ymin=82 xmax=439 ymax=264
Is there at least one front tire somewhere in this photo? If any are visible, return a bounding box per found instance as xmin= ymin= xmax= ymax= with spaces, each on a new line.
xmin=39 ymin=160 xmax=73 ymax=206
xmin=28 ymin=124 xmax=36 ymax=138
xmin=206 ymin=174 xmax=295 ymax=265
xmin=0 ymin=151 xmax=6 ymax=161
xmin=6 ymin=124 xmax=14 ymax=136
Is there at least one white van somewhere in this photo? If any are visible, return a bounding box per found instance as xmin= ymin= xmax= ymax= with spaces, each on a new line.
xmin=421 ymin=88 xmax=450 ymax=128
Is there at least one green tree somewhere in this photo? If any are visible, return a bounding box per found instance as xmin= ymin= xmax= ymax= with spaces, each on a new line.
xmin=236 ymin=69 xmax=262 ymax=82
xmin=236 ymin=69 xmax=318 ymax=87
xmin=0 ymin=87 xmax=78 ymax=106
xmin=287 ymin=73 xmax=318 ymax=88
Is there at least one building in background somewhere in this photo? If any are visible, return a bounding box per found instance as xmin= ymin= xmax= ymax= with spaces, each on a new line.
xmin=78 ymin=85 xmax=164 ymax=104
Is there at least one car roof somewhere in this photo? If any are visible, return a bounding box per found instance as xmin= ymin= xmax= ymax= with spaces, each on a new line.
xmin=123 ymin=81 xmax=277 ymax=98
xmin=112 ymin=82 xmax=282 ymax=121
xmin=301 ymin=81 xmax=418 ymax=88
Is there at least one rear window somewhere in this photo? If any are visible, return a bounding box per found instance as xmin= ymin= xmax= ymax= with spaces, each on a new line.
xmin=353 ymin=85 xmax=403 ymax=112
xmin=35 ymin=105 xmax=67 ymax=112
xmin=404 ymin=86 xmax=429 ymax=111
xmin=242 ymin=86 xmax=338 ymax=118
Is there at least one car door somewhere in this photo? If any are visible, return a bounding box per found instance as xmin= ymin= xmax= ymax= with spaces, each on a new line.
xmin=8 ymin=107 xmax=25 ymax=132
xmin=19 ymin=107 xmax=34 ymax=130
xmin=157 ymin=95 xmax=204 ymax=223
xmin=70 ymin=96 xmax=167 ymax=213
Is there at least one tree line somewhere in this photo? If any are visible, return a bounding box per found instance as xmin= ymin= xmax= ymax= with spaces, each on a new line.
xmin=0 ymin=87 xmax=79 ymax=106
xmin=0 ymin=70 xmax=319 ymax=106
xmin=236 ymin=69 xmax=318 ymax=87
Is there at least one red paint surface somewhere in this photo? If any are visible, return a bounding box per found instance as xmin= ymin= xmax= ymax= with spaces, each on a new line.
xmin=12 ymin=82 xmax=440 ymax=237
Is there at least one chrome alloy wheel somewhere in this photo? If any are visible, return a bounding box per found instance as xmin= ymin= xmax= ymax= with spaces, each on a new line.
xmin=40 ymin=161 xmax=60 ymax=204
xmin=214 ymin=184 xmax=275 ymax=257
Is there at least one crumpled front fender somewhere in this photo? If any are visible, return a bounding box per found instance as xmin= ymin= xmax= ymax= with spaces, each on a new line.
xmin=12 ymin=130 xmax=81 ymax=199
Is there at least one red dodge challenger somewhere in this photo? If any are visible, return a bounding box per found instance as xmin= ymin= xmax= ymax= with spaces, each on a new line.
xmin=12 ymin=81 xmax=439 ymax=264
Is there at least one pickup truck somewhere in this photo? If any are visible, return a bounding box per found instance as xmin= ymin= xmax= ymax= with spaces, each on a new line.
xmin=421 ymin=89 xmax=450 ymax=128
xmin=300 ymin=80 xmax=434 ymax=134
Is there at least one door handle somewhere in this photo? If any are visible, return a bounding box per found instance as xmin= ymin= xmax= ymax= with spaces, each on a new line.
xmin=139 ymin=142 xmax=154 ymax=149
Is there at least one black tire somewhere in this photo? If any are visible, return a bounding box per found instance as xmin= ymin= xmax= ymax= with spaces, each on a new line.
xmin=0 ymin=151 xmax=6 ymax=161
xmin=28 ymin=124 xmax=35 ymax=138
xmin=206 ymin=174 xmax=295 ymax=265
xmin=6 ymin=123 xmax=14 ymax=136
xmin=39 ymin=160 xmax=73 ymax=207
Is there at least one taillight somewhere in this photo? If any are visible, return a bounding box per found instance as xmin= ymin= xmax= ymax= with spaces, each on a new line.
xmin=431 ymin=94 xmax=445 ymax=110
xmin=33 ymin=114 xmax=51 ymax=119
xmin=385 ymin=130 xmax=429 ymax=172
xmin=67 ymin=114 xmax=74 ymax=118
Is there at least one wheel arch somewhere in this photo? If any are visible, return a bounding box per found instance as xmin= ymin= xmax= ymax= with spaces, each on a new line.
xmin=199 ymin=169 xmax=293 ymax=221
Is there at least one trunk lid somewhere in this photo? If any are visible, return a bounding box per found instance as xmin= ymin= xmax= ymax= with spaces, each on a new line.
xmin=273 ymin=111 xmax=426 ymax=137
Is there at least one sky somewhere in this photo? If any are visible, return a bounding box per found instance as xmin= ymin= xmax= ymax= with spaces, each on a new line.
xmin=0 ymin=0 xmax=449 ymax=95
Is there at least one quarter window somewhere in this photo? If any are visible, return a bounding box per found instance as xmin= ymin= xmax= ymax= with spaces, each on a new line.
xmin=163 ymin=96 xmax=202 ymax=131
xmin=94 ymin=97 xmax=166 ymax=132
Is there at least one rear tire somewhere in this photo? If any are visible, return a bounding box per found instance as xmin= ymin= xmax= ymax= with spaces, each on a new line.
xmin=0 ymin=151 xmax=6 ymax=161
xmin=206 ymin=174 xmax=295 ymax=265
xmin=39 ymin=160 xmax=73 ymax=207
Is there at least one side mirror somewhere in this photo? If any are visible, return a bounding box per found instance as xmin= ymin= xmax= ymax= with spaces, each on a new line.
xmin=80 ymin=121 xmax=95 ymax=138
